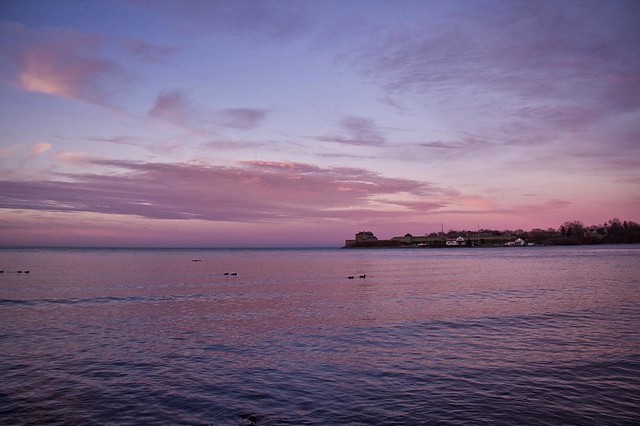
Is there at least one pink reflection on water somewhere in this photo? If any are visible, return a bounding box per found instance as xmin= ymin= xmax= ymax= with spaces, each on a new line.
xmin=2 ymin=247 xmax=639 ymax=367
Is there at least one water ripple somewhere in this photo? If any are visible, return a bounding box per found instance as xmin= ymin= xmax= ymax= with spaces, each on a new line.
xmin=2 ymin=246 xmax=640 ymax=424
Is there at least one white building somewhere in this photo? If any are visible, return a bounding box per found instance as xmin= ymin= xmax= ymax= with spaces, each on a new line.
xmin=446 ymin=236 xmax=466 ymax=246
xmin=505 ymin=238 xmax=525 ymax=246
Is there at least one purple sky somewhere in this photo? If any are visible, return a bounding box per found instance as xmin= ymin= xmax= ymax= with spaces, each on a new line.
xmin=1 ymin=0 xmax=639 ymax=247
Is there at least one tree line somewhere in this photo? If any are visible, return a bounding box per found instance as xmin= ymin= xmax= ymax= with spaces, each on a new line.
xmin=426 ymin=218 xmax=640 ymax=245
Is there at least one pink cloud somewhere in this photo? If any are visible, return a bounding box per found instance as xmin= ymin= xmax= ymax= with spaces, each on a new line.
xmin=148 ymin=90 xmax=194 ymax=127
xmin=19 ymin=47 xmax=113 ymax=101
xmin=30 ymin=142 xmax=52 ymax=156
xmin=148 ymin=89 xmax=269 ymax=132
xmin=1 ymin=159 xmax=635 ymax=246
xmin=0 ymin=159 xmax=453 ymax=223
xmin=54 ymin=151 xmax=104 ymax=167
xmin=1 ymin=23 xmax=122 ymax=105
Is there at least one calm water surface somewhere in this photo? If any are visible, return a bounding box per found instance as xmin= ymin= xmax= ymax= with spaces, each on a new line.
xmin=1 ymin=246 xmax=639 ymax=425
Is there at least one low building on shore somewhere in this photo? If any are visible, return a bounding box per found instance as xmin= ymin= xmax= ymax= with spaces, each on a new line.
xmin=505 ymin=238 xmax=526 ymax=246
xmin=345 ymin=231 xmax=447 ymax=248
xmin=446 ymin=236 xmax=466 ymax=246
xmin=345 ymin=231 xmax=381 ymax=248
xmin=355 ymin=231 xmax=378 ymax=242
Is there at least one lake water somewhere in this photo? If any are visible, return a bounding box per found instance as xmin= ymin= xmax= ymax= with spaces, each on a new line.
xmin=1 ymin=245 xmax=639 ymax=425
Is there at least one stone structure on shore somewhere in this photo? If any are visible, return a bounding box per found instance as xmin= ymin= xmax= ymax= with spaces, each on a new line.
xmin=344 ymin=231 xmax=512 ymax=248
xmin=344 ymin=231 xmax=447 ymax=248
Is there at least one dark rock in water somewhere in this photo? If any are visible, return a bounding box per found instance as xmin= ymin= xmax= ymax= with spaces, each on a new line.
xmin=224 ymin=272 xmax=229 ymax=275
xmin=230 ymin=272 xmax=238 ymax=276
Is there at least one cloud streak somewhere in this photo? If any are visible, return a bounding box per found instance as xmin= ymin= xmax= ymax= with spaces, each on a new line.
xmin=0 ymin=159 xmax=454 ymax=223
xmin=123 ymin=38 xmax=179 ymax=64
xmin=317 ymin=115 xmax=386 ymax=146
xmin=148 ymin=90 xmax=269 ymax=133
xmin=340 ymin=1 xmax=640 ymax=130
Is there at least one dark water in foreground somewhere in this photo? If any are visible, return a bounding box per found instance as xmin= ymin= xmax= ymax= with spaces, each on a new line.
xmin=1 ymin=246 xmax=639 ymax=425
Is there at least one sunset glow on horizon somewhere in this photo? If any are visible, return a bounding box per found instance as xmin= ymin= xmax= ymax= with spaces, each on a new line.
xmin=1 ymin=0 xmax=639 ymax=247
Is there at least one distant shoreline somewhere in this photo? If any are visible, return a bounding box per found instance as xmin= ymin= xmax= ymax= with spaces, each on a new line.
xmin=342 ymin=241 xmax=640 ymax=249
xmin=343 ymin=226 xmax=640 ymax=249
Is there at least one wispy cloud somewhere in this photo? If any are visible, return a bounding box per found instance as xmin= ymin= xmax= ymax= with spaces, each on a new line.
xmin=338 ymin=1 xmax=640 ymax=127
xmin=420 ymin=138 xmax=489 ymax=152
xmin=30 ymin=142 xmax=52 ymax=156
xmin=148 ymin=89 xmax=269 ymax=133
xmin=1 ymin=22 xmax=123 ymax=105
xmin=85 ymin=136 xmax=144 ymax=147
xmin=317 ymin=115 xmax=386 ymax=146
xmin=148 ymin=90 xmax=195 ymax=128
xmin=418 ymin=132 xmax=545 ymax=155
xmin=54 ymin=151 xmax=104 ymax=167
xmin=0 ymin=159 xmax=457 ymax=223
xmin=123 ymin=38 xmax=179 ymax=64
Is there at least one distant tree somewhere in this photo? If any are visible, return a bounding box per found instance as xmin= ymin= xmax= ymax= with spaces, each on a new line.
xmin=604 ymin=218 xmax=640 ymax=243
xmin=627 ymin=221 xmax=640 ymax=243
xmin=608 ymin=218 xmax=624 ymax=237
xmin=562 ymin=220 xmax=584 ymax=231
xmin=529 ymin=228 xmax=549 ymax=244
xmin=559 ymin=221 xmax=585 ymax=241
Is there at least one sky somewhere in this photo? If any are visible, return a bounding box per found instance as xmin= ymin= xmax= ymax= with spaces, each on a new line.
xmin=0 ymin=0 xmax=639 ymax=247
